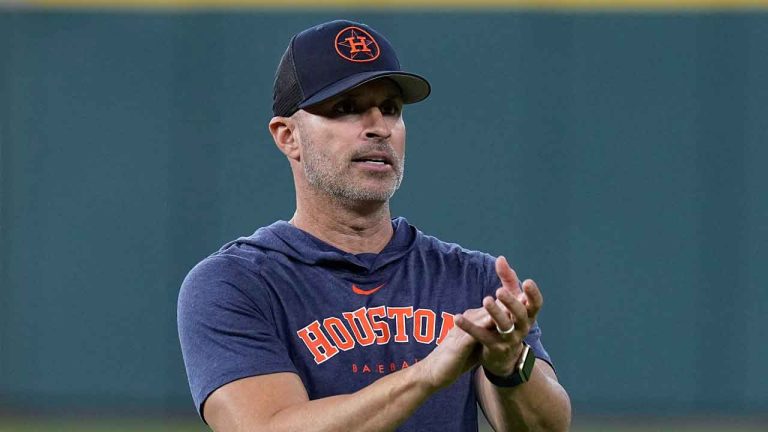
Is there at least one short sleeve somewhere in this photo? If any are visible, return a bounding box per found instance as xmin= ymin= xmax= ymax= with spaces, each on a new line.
xmin=177 ymin=256 xmax=298 ymax=420
xmin=481 ymin=255 xmax=554 ymax=368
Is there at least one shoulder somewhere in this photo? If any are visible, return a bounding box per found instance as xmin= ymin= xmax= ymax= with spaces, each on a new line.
xmin=181 ymin=220 xmax=294 ymax=287
xmin=406 ymin=219 xmax=497 ymax=270
xmin=180 ymin=248 xmax=266 ymax=296
xmin=397 ymin=217 xmax=498 ymax=286
xmin=420 ymin=232 xmax=494 ymax=262
xmin=178 ymin=223 xmax=287 ymax=313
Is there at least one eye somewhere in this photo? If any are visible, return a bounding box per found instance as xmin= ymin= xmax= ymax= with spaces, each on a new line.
xmin=380 ymin=100 xmax=402 ymax=116
xmin=333 ymin=99 xmax=358 ymax=115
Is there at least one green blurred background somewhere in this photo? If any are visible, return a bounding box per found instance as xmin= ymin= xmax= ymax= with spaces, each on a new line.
xmin=1 ymin=0 xmax=767 ymax=430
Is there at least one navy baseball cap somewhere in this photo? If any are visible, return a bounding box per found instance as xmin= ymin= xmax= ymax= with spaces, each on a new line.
xmin=272 ymin=20 xmax=431 ymax=117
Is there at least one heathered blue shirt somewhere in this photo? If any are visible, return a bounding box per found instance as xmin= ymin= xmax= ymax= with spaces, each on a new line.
xmin=177 ymin=217 xmax=551 ymax=431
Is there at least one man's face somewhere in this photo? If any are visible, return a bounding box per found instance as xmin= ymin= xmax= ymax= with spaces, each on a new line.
xmin=294 ymin=79 xmax=406 ymax=203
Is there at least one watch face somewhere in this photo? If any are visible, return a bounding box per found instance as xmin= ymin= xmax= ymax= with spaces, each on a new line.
xmin=519 ymin=344 xmax=535 ymax=382
xmin=484 ymin=343 xmax=536 ymax=387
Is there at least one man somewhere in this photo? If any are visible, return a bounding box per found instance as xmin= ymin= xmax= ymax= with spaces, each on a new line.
xmin=178 ymin=20 xmax=571 ymax=432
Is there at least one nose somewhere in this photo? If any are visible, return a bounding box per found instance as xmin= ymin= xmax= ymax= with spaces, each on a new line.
xmin=362 ymin=106 xmax=392 ymax=140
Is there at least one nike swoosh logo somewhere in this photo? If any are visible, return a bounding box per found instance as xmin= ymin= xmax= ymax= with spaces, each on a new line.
xmin=352 ymin=283 xmax=385 ymax=296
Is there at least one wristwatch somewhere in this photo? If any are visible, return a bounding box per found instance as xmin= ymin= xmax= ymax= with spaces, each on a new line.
xmin=483 ymin=342 xmax=536 ymax=388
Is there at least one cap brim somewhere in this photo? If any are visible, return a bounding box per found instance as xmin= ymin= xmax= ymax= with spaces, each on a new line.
xmin=298 ymin=71 xmax=431 ymax=110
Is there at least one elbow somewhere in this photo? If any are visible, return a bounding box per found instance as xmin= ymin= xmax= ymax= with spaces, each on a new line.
xmin=537 ymin=390 xmax=571 ymax=432
xmin=528 ymin=412 xmax=570 ymax=432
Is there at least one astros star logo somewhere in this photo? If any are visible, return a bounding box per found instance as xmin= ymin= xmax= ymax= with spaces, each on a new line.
xmin=335 ymin=26 xmax=380 ymax=63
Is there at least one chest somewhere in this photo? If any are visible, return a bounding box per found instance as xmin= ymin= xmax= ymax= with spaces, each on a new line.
xmin=255 ymin=253 xmax=487 ymax=397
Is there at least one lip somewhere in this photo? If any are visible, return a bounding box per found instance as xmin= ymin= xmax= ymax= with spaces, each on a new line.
xmin=351 ymin=151 xmax=393 ymax=166
xmin=352 ymin=160 xmax=393 ymax=172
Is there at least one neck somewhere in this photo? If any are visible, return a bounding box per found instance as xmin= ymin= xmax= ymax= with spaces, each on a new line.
xmin=290 ymin=189 xmax=394 ymax=255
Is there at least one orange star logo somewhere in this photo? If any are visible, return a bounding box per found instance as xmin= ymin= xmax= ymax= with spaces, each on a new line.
xmin=335 ymin=26 xmax=380 ymax=63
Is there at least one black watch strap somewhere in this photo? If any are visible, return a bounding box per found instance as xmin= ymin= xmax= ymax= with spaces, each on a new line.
xmin=483 ymin=343 xmax=536 ymax=388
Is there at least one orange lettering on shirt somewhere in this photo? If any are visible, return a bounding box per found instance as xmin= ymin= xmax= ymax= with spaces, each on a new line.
xmin=367 ymin=306 xmax=391 ymax=344
xmin=413 ymin=309 xmax=436 ymax=344
xmin=297 ymin=320 xmax=339 ymax=364
xmin=343 ymin=307 xmax=376 ymax=346
xmin=323 ymin=317 xmax=355 ymax=351
xmin=387 ymin=306 xmax=414 ymax=343
xmin=436 ymin=312 xmax=455 ymax=345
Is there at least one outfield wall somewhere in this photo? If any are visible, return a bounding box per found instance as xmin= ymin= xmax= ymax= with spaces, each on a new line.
xmin=1 ymin=7 xmax=767 ymax=418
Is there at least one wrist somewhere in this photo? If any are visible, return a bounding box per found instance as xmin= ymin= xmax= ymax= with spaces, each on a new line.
xmin=483 ymin=342 xmax=536 ymax=388
xmin=486 ymin=342 xmax=525 ymax=377
xmin=411 ymin=357 xmax=445 ymax=393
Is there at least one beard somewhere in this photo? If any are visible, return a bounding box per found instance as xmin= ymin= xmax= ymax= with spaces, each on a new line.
xmin=299 ymin=127 xmax=405 ymax=203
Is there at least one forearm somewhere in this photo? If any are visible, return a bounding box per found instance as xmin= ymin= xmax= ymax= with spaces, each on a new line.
xmin=206 ymin=320 xmax=480 ymax=432
xmin=476 ymin=363 xmax=571 ymax=432
xmin=265 ymin=362 xmax=437 ymax=432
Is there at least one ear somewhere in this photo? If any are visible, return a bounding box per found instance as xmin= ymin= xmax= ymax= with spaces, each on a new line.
xmin=269 ymin=116 xmax=301 ymax=161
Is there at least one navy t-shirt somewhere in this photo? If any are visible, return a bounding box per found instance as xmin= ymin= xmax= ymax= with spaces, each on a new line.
xmin=177 ymin=217 xmax=552 ymax=431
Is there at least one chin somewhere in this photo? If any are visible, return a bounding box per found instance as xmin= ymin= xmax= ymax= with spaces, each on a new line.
xmin=334 ymin=185 xmax=398 ymax=203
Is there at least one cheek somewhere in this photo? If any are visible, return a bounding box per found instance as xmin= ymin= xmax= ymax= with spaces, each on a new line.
xmin=311 ymin=123 xmax=353 ymax=153
xmin=393 ymin=123 xmax=406 ymax=155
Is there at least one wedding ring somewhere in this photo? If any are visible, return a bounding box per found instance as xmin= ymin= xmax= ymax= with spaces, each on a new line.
xmin=496 ymin=323 xmax=515 ymax=334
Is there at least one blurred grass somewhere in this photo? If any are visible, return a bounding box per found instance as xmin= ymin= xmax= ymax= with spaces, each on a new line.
xmin=0 ymin=418 xmax=765 ymax=431
xmin=0 ymin=419 xmax=208 ymax=432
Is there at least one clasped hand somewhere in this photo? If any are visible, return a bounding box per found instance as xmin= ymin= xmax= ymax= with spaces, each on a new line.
xmin=454 ymin=256 xmax=543 ymax=377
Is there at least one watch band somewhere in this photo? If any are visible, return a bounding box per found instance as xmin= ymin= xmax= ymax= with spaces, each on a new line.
xmin=483 ymin=343 xmax=536 ymax=388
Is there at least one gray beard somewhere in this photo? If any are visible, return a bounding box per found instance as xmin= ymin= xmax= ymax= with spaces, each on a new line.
xmin=301 ymin=132 xmax=404 ymax=203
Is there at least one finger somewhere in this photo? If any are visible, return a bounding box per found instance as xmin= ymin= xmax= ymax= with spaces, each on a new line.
xmin=496 ymin=287 xmax=529 ymax=333
xmin=521 ymin=279 xmax=543 ymax=320
xmin=482 ymin=296 xmax=514 ymax=333
xmin=448 ymin=314 xmax=475 ymax=343
xmin=454 ymin=312 xmax=498 ymax=346
xmin=462 ymin=307 xmax=494 ymax=329
xmin=440 ymin=315 xmax=482 ymax=363
xmin=516 ymin=289 xmax=529 ymax=307
xmin=495 ymin=256 xmax=519 ymax=291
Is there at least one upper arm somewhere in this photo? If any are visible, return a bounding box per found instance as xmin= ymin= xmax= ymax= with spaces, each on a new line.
xmin=536 ymin=360 xmax=557 ymax=381
xmin=177 ymin=257 xmax=298 ymax=420
xmin=204 ymin=372 xmax=309 ymax=432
